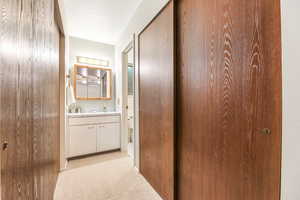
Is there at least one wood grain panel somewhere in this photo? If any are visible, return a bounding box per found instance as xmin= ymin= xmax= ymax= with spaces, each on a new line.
xmin=139 ymin=2 xmax=174 ymax=200
xmin=59 ymin=34 xmax=66 ymax=170
xmin=176 ymin=0 xmax=282 ymax=199
xmin=1 ymin=0 xmax=35 ymax=199
xmin=0 ymin=0 xmax=60 ymax=199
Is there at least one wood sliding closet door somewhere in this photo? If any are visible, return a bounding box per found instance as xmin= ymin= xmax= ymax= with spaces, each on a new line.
xmin=177 ymin=0 xmax=282 ymax=200
xmin=0 ymin=0 xmax=60 ymax=199
xmin=138 ymin=1 xmax=174 ymax=200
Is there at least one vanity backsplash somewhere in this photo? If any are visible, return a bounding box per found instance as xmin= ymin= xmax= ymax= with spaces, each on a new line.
xmin=74 ymin=100 xmax=116 ymax=113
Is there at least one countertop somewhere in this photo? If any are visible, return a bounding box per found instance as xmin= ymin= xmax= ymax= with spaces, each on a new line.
xmin=67 ymin=112 xmax=121 ymax=118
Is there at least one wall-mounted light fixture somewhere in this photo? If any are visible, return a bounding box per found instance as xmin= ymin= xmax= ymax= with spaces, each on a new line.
xmin=76 ymin=56 xmax=109 ymax=67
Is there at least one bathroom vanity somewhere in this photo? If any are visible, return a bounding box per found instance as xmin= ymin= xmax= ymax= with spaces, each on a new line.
xmin=67 ymin=112 xmax=121 ymax=158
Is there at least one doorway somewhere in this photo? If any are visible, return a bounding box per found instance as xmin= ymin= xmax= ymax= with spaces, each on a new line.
xmin=122 ymin=39 xmax=136 ymax=161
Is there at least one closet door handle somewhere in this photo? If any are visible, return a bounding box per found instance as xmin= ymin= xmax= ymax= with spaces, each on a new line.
xmin=2 ymin=141 xmax=8 ymax=151
xmin=260 ymin=128 xmax=271 ymax=135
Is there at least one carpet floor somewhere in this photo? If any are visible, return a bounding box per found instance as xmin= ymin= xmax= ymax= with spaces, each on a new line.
xmin=54 ymin=153 xmax=162 ymax=200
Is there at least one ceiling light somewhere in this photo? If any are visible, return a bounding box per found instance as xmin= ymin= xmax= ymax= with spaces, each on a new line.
xmin=77 ymin=56 xmax=109 ymax=66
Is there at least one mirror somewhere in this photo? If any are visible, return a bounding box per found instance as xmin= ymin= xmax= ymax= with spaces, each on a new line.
xmin=74 ymin=64 xmax=112 ymax=100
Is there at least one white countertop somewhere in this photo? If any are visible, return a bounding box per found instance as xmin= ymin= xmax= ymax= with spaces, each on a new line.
xmin=67 ymin=112 xmax=121 ymax=118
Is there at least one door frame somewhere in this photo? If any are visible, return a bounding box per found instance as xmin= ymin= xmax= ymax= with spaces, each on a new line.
xmin=121 ymin=35 xmax=136 ymax=165
xmin=54 ymin=0 xmax=68 ymax=171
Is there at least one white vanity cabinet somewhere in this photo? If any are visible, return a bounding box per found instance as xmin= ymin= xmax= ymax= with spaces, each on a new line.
xmin=97 ymin=123 xmax=121 ymax=152
xmin=69 ymin=125 xmax=97 ymax=157
xmin=67 ymin=113 xmax=121 ymax=158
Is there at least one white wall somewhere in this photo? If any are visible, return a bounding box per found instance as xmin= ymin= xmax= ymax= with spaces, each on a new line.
xmin=115 ymin=0 xmax=170 ymax=168
xmin=69 ymin=37 xmax=116 ymax=112
xmin=281 ymin=1 xmax=300 ymax=200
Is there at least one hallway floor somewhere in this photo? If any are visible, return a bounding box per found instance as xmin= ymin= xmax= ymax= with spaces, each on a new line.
xmin=54 ymin=152 xmax=162 ymax=200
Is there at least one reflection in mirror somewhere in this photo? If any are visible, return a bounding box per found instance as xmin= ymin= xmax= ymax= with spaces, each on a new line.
xmin=74 ymin=65 xmax=112 ymax=100
xmin=87 ymin=68 xmax=108 ymax=98
xmin=76 ymin=67 xmax=88 ymax=98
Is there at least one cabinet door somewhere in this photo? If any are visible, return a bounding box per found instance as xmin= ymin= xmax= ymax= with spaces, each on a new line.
xmin=97 ymin=123 xmax=120 ymax=152
xmin=69 ymin=125 xmax=97 ymax=157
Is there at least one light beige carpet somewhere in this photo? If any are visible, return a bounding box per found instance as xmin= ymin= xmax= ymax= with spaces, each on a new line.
xmin=54 ymin=153 xmax=162 ymax=200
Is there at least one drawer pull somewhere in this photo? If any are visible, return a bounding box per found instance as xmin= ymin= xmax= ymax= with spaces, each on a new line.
xmin=88 ymin=126 xmax=95 ymax=129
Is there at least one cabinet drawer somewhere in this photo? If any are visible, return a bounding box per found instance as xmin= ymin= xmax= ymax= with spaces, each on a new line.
xmin=69 ymin=115 xmax=120 ymax=125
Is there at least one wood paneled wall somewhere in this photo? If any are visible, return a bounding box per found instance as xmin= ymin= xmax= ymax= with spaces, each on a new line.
xmin=0 ymin=0 xmax=60 ymax=199
xmin=176 ymin=0 xmax=282 ymax=200
xmin=138 ymin=1 xmax=174 ymax=200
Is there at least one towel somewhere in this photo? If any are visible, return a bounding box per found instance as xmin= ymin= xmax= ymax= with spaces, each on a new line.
xmin=66 ymin=83 xmax=76 ymax=106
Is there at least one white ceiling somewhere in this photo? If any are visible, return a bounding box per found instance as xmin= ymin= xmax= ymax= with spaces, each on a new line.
xmin=64 ymin=0 xmax=143 ymax=45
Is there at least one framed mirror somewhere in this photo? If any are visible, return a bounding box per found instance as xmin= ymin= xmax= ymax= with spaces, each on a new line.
xmin=73 ymin=64 xmax=112 ymax=100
